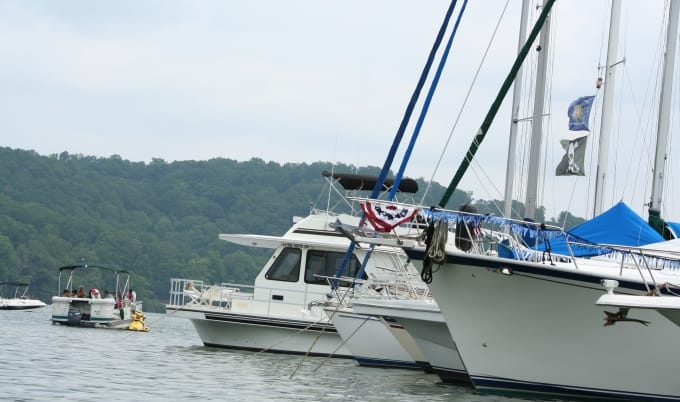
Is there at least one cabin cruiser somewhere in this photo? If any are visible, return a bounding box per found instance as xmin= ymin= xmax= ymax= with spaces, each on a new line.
xmin=166 ymin=171 xmax=430 ymax=360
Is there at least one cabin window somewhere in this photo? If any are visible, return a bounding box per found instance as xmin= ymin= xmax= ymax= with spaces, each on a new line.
xmin=304 ymin=250 xmax=366 ymax=286
xmin=265 ymin=247 xmax=301 ymax=282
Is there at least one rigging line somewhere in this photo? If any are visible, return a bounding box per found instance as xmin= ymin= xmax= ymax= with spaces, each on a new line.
xmin=561 ymin=179 xmax=580 ymax=229
xmin=610 ymin=67 xmax=624 ymax=206
xmin=370 ymin=0 xmax=459 ymax=201
xmin=618 ymin=32 xmax=663 ymax=204
xmin=630 ymin=5 xmax=668 ymax=206
xmin=391 ymin=0 xmax=469 ymax=201
xmin=610 ymin=0 xmax=632 ymax=206
xmin=419 ymin=0 xmax=512 ymax=204
xmin=519 ymin=0 xmax=541 ymax=202
xmin=597 ymin=1 xmax=608 ymax=72
xmin=310 ymin=311 xmax=372 ymax=374
xmin=469 ymin=160 xmax=505 ymax=216
xmin=253 ymin=314 xmax=331 ymax=360
xmin=656 ymin=0 xmax=678 ymax=218
xmin=516 ymin=0 xmax=541 ymax=208
xmin=331 ymin=0 xmax=459 ymax=290
xmin=440 ymin=0 xmax=557 ymax=207
xmin=354 ymin=0 xmax=471 ymax=286
xmin=509 ymin=2 xmax=540 ymax=220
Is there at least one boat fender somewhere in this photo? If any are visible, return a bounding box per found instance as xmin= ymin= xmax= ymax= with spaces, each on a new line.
xmin=421 ymin=208 xmax=437 ymax=284
xmin=454 ymin=203 xmax=477 ymax=252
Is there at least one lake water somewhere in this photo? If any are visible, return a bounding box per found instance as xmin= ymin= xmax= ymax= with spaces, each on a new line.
xmin=1 ymin=307 xmax=568 ymax=401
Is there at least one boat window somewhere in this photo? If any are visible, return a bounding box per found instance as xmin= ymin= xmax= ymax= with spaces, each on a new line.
xmin=265 ymin=247 xmax=301 ymax=282
xmin=304 ymin=250 xmax=365 ymax=286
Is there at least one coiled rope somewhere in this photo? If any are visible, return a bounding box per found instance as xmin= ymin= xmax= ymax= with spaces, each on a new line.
xmin=429 ymin=220 xmax=449 ymax=263
xmin=421 ymin=220 xmax=449 ymax=283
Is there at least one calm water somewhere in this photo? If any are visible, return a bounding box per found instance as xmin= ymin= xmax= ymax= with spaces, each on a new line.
xmin=1 ymin=307 xmax=567 ymax=401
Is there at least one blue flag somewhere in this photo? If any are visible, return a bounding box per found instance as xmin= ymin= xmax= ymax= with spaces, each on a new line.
xmin=567 ymin=95 xmax=595 ymax=131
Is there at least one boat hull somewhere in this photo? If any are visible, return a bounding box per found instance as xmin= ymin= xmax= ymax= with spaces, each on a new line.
xmin=0 ymin=299 xmax=46 ymax=310
xmin=352 ymin=299 xmax=468 ymax=383
xmin=168 ymin=306 xmax=354 ymax=358
xmin=409 ymin=249 xmax=680 ymax=401
xmin=51 ymin=297 xmax=139 ymax=329
xmin=327 ymin=308 xmax=426 ymax=370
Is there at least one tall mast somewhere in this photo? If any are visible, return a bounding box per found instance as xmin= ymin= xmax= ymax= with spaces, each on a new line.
xmin=439 ymin=0 xmax=557 ymax=207
xmin=524 ymin=7 xmax=552 ymax=220
xmin=649 ymin=0 xmax=680 ymax=233
xmin=503 ymin=0 xmax=531 ymax=219
xmin=593 ymin=0 xmax=622 ymax=217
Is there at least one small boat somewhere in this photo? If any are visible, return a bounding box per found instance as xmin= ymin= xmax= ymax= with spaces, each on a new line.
xmin=127 ymin=310 xmax=150 ymax=332
xmin=0 ymin=281 xmax=46 ymax=310
xmin=51 ymin=264 xmax=145 ymax=329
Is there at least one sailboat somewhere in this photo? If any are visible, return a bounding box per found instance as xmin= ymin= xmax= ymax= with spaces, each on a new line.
xmin=354 ymin=1 xmax=680 ymax=400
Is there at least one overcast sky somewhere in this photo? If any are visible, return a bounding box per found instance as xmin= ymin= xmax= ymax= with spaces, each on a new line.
xmin=1 ymin=1 xmax=677 ymax=222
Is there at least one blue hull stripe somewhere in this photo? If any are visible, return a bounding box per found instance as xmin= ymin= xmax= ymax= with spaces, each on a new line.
xmin=472 ymin=375 xmax=680 ymax=401
xmin=354 ymin=356 xmax=428 ymax=370
xmin=166 ymin=307 xmax=337 ymax=333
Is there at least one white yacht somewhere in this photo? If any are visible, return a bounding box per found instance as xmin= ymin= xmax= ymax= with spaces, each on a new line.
xmin=166 ymin=172 xmax=426 ymax=360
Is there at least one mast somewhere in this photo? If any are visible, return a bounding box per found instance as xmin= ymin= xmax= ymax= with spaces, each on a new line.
xmin=502 ymin=0 xmax=531 ymax=219
xmin=524 ymin=7 xmax=552 ymax=220
xmin=649 ymin=0 xmax=680 ymax=236
xmin=593 ymin=0 xmax=622 ymax=217
xmin=439 ymin=0 xmax=556 ymax=207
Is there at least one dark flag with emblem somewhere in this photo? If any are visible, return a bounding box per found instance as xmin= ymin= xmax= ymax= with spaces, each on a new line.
xmin=556 ymin=136 xmax=587 ymax=176
xmin=567 ymin=95 xmax=595 ymax=131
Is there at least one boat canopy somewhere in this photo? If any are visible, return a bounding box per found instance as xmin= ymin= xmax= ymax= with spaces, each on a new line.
xmin=321 ymin=171 xmax=418 ymax=194
xmin=0 ymin=281 xmax=31 ymax=287
xmin=542 ymin=201 xmax=664 ymax=256
xmin=58 ymin=264 xmax=131 ymax=276
xmin=665 ymin=221 xmax=680 ymax=238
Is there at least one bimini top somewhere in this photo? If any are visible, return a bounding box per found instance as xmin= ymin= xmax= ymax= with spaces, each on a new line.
xmin=58 ymin=264 xmax=131 ymax=276
xmin=0 ymin=281 xmax=31 ymax=287
xmin=322 ymin=171 xmax=418 ymax=194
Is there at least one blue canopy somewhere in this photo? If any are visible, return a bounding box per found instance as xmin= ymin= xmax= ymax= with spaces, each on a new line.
xmin=665 ymin=221 xmax=680 ymax=238
xmin=541 ymin=201 xmax=663 ymax=257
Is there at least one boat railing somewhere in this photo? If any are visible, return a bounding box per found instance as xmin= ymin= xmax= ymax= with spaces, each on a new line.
xmin=168 ymin=278 xmax=332 ymax=317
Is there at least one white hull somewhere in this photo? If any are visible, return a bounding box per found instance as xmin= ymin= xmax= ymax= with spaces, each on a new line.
xmin=167 ymin=209 xmax=425 ymax=361
xmin=352 ymin=298 xmax=468 ymax=383
xmin=168 ymin=306 xmax=352 ymax=358
xmin=52 ymin=297 xmax=140 ymax=328
xmin=326 ymin=307 xmax=425 ymax=369
xmin=412 ymin=248 xmax=680 ymax=400
xmin=0 ymin=298 xmax=46 ymax=310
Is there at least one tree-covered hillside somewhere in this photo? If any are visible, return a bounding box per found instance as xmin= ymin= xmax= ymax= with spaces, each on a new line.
xmin=0 ymin=148 xmax=458 ymax=311
xmin=0 ymin=147 xmax=582 ymax=311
